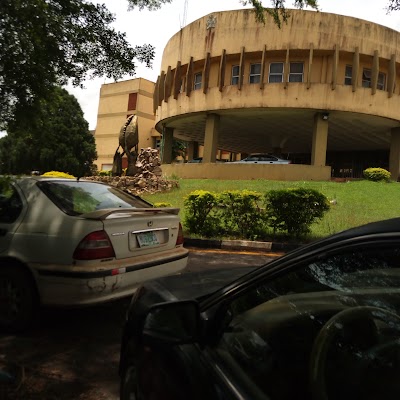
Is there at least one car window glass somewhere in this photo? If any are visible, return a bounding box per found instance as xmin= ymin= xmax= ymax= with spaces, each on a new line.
xmin=216 ymin=245 xmax=400 ymax=400
xmin=0 ymin=184 xmax=23 ymax=223
xmin=38 ymin=181 xmax=152 ymax=216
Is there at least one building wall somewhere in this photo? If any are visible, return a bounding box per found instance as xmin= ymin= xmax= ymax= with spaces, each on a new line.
xmin=155 ymin=10 xmax=400 ymax=124
xmin=161 ymin=163 xmax=331 ymax=181
xmin=94 ymin=78 xmax=157 ymax=170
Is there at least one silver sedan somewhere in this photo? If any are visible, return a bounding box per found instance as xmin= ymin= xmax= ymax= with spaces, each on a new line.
xmin=0 ymin=176 xmax=188 ymax=332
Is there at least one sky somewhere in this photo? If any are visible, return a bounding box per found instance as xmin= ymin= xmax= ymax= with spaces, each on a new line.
xmin=63 ymin=0 xmax=400 ymax=130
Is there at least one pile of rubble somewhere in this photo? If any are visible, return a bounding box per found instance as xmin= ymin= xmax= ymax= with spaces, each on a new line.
xmin=86 ymin=147 xmax=179 ymax=195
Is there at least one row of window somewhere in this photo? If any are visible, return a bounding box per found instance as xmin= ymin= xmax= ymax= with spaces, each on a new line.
xmin=190 ymin=63 xmax=387 ymax=91
xmin=344 ymin=65 xmax=386 ymax=90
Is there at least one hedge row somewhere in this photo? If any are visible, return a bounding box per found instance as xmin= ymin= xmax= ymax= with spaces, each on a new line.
xmin=183 ymin=188 xmax=330 ymax=239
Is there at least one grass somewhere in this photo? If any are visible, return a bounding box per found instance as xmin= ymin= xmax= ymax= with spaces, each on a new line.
xmin=141 ymin=179 xmax=400 ymax=241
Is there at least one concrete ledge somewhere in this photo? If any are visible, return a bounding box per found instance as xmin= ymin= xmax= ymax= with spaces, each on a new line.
xmin=221 ymin=240 xmax=272 ymax=251
xmin=184 ymin=237 xmax=302 ymax=253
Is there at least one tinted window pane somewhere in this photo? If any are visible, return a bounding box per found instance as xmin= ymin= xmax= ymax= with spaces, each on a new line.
xmin=269 ymin=75 xmax=283 ymax=83
xmin=249 ymin=75 xmax=261 ymax=84
xmin=289 ymin=74 xmax=303 ymax=82
xmin=270 ymin=63 xmax=283 ymax=73
xmin=290 ymin=63 xmax=303 ymax=73
xmin=250 ymin=63 xmax=261 ymax=74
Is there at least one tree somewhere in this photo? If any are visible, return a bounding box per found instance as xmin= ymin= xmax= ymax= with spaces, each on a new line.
xmin=387 ymin=0 xmax=400 ymax=11
xmin=0 ymin=0 xmax=155 ymax=129
xmin=0 ymin=87 xmax=97 ymax=177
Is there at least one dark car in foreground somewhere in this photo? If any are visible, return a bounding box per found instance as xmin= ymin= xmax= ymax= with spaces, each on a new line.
xmin=119 ymin=218 xmax=400 ymax=400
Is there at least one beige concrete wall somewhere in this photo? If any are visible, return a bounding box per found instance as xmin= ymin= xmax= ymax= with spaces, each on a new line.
xmin=156 ymin=83 xmax=400 ymax=127
xmin=161 ymin=10 xmax=400 ymax=69
xmin=161 ymin=163 xmax=332 ymax=181
xmin=156 ymin=10 xmax=400 ymax=125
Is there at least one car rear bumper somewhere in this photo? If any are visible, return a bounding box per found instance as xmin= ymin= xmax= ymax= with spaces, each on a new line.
xmin=31 ymin=247 xmax=189 ymax=306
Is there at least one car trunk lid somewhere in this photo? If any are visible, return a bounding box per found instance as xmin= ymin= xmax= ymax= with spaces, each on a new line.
xmin=80 ymin=208 xmax=182 ymax=260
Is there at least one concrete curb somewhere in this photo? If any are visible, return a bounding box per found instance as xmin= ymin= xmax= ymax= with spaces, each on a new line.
xmin=184 ymin=238 xmax=301 ymax=253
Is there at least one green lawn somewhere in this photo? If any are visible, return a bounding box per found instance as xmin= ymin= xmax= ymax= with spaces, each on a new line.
xmin=142 ymin=179 xmax=400 ymax=240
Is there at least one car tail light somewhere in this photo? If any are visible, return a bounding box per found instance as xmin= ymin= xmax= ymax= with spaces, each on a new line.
xmin=175 ymin=223 xmax=184 ymax=246
xmin=73 ymin=230 xmax=116 ymax=260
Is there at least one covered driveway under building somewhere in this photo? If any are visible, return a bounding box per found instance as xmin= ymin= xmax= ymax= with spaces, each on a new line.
xmin=158 ymin=108 xmax=400 ymax=180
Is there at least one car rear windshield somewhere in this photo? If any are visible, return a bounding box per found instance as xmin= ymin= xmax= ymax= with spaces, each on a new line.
xmin=37 ymin=181 xmax=152 ymax=216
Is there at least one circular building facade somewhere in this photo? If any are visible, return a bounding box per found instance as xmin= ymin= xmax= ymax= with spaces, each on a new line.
xmin=154 ymin=9 xmax=400 ymax=180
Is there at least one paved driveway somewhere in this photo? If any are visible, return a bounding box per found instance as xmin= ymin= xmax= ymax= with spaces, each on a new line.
xmin=0 ymin=249 xmax=278 ymax=399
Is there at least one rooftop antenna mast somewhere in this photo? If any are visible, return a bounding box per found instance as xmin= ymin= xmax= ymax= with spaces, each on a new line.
xmin=181 ymin=0 xmax=188 ymax=28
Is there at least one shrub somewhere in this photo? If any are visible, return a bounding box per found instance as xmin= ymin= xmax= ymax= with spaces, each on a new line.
xmin=184 ymin=190 xmax=221 ymax=237
xmin=42 ymin=171 xmax=75 ymax=179
xmin=153 ymin=202 xmax=172 ymax=208
xmin=264 ymin=188 xmax=330 ymax=236
xmin=363 ymin=167 xmax=391 ymax=182
xmin=218 ymin=190 xmax=266 ymax=239
xmin=98 ymin=170 xmax=112 ymax=177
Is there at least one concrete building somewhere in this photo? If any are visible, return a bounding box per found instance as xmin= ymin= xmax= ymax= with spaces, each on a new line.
xmin=94 ymin=78 xmax=159 ymax=171
xmin=154 ymin=9 xmax=400 ymax=181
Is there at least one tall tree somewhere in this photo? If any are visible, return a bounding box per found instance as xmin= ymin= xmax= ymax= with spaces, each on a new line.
xmin=0 ymin=0 xmax=154 ymax=129
xmin=0 ymin=87 xmax=97 ymax=177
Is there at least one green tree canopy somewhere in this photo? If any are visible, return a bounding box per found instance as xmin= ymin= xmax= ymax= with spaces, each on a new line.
xmin=0 ymin=0 xmax=154 ymax=129
xmin=0 ymin=87 xmax=97 ymax=177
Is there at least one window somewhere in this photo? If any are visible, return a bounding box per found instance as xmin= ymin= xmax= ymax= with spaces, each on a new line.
xmin=269 ymin=62 xmax=284 ymax=83
xmin=216 ymin=244 xmax=400 ymax=400
xmin=231 ymin=65 xmax=240 ymax=85
xmin=0 ymin=185 xmax=23 ymax=223
xmin=362 ymin=68 xmax=372 ymax=88
xmin=127 ymin=93 xmax=137 ymax=111
xmin=193 ymin=72 xmax=202 ymax=90
xmin=249 ymin=63 xmax=261 ymax=84
xmin=345 ymin=65 xmax=352 ymax=85
xmin=289 ymin=62 xmax=303 ymax=82
xmin=179 ymin=79 xmax=185 ymax=93
xmin=378 ymin=72 xmax=386 ymax=90
xmin=362 ymin=68 xmax=386 ymax=90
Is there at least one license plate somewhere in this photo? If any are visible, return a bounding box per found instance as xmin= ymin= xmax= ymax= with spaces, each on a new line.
xmin=137 ymin=231 xmax=159 ymax=247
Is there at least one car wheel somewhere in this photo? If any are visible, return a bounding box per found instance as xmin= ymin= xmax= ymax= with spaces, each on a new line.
xmin=0 ymin=264 xmax=38 ymax=332
xmin=120 ymin=364 xmax=143 ymax=400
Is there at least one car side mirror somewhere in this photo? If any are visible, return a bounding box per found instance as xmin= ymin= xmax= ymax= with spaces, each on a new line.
xmin=143 ymin=300 xmax=200 ymax=345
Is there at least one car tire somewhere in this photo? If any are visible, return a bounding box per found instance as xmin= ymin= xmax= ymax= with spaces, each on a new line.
xmin=0 ymin=263 xmax=38 ymax=332
xmin=120 ymin=364 xmax=143 ymax=400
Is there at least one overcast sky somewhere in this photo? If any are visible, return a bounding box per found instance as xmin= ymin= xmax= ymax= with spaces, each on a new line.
xmin=66 ymin=0 xmax=400 ymax=130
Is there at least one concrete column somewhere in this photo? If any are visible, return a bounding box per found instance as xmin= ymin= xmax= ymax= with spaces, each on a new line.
xmin=203 ymin=114 xmax=220 ymax=163
xmin=311 ymin=113 xmax=329 ymax=166
xmin=161 ymin=127 xmax=173 ymax=164
xmin=389 ymin=127 xmax=400 ymax=181
xmin=187 ymin=141 xmax=198 ymax=161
